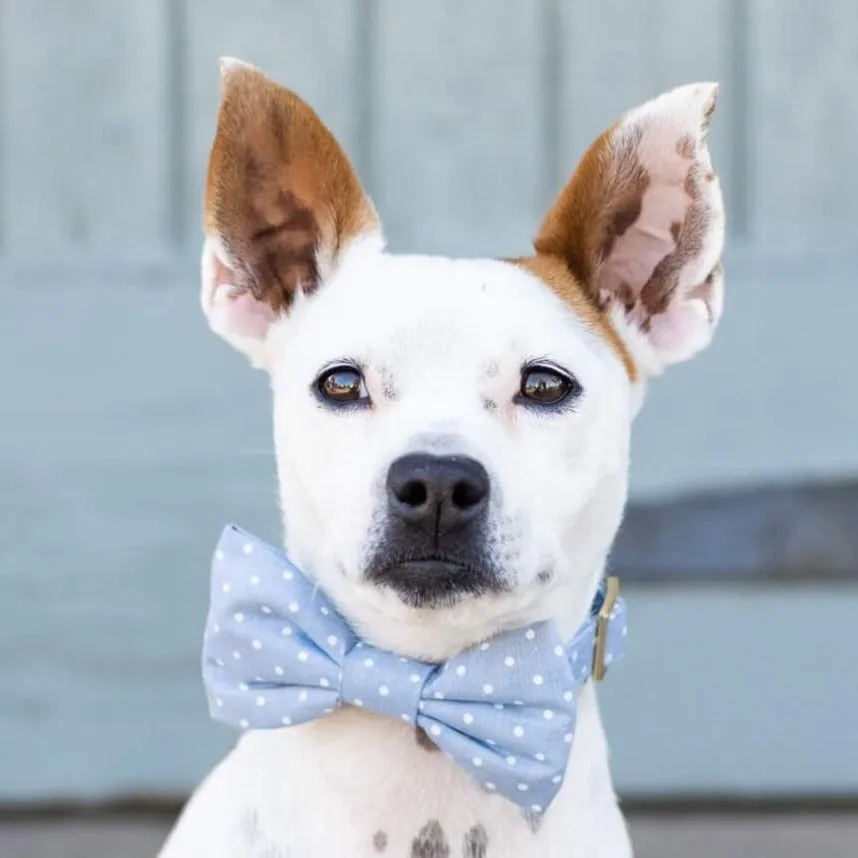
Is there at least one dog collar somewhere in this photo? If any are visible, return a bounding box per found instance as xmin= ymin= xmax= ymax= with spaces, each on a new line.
xmin=202 ymin=524 xmax=627 ymax=815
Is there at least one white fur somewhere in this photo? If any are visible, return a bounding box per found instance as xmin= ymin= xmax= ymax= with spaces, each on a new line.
xmin=161 ymin=79 xmax=724 ymax=858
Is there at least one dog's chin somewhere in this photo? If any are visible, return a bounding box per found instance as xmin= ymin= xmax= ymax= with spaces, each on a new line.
xmin=366 ymin=559 xmax=503 ymax=610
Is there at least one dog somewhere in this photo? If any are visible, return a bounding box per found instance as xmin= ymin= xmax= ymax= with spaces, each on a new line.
xmin=159 ymin=57 xmax=724 ymax=858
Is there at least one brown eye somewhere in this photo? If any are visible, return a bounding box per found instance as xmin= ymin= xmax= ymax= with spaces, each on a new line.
xmin=317 ymin=366 xmax=368 ymax=405
xmin=520 ymin=366 xmax=579 ymax=406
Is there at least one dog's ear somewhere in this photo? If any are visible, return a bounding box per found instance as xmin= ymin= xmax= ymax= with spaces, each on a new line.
xmin=201 ymin=59 xmax=381 ymax=367
xmin=534 ymin=83 xmax=724 ymax=375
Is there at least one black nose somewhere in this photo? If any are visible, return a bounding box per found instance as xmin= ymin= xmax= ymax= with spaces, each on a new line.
xmin=387 ymin=454 xmax=490 ymax=535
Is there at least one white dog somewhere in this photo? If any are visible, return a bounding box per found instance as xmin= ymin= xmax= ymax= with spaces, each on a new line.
xmin=159 ymin=58 xmax=724 ymax=858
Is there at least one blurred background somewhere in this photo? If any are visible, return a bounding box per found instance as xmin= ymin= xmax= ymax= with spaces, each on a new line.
xmin=2 ymin=1 xmax=856 ymax=855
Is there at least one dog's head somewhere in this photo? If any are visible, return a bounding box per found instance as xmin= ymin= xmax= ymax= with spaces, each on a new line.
xmin=201 ymin=59 xmax=724 ymax=658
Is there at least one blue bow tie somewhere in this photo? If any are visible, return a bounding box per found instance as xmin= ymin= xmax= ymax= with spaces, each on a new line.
xmin=202 ymin=525 xmax=627 ymax=815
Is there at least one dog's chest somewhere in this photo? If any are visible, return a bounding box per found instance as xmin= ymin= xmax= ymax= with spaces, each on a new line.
xmin=236 ymin=712 xmax=597 ymax=858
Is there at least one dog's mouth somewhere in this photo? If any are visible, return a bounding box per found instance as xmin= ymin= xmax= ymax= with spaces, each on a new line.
xmin=366 ymin=556 xmax=504 ymax=609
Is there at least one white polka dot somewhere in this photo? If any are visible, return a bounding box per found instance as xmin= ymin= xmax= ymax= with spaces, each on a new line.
xmin=517 ymin=783 xmax=529 ymax=792
xmin=430 ymin=724 xmax=442 ymax=737
xmin=418 ymin=701 xmax=426 ymax=711
xmin=255 ymin=696 xmax=266 ymax=707
xmin=399 ymin=656 xmax=408 ymax=663
xmin=482 ymin=683 xmax=494 ymax=695
xmin=364 ymin=658 xmax=374 ymax=667
xmin=213 ymin=624 xmax=221 ymax=634
xmin=605 ymin=653 xmax=614 ymax=665
xmin=327 ymin=635 xmax=338 ymax=646
xmin=479 ymin=642 xmax=490 ymax=651
xmin=242 ymin=543 xmax=253 ymax=555
xmin=494 ymin=703 xmax=504 ymax=711
xmin=320 ymin=678 xmax=330 ymax=687
xmin=320 ymin=606 xmax=329 ymax=616
xmin=379 ymin=685 xmax=390 ymax=696
xmin=215 ymin=697 xmax=223 ymax=707
xmin=564 ymin=733 xmax=573 ymax=743
xmin=222 ymin=583 xmax=231 ymax=594
xmin=563 ymin=691 xmax=573 ymax=702
xmin=473 ymin=757 xmax=483 ymax=767
xmin=554 ymin=645 xmax=564 ymax=657
xmin=514 ymin=700 xmax=524 ymax=706
xmin=486 ymin=739 xmax=496 ymax=747
xmin=252 ymin=639 xmax=262 ymax=650
xmin=622 ymin=625 xmax=628 ymax=636
xmin=274 ymin=666 xmax=284 ymax=676
xmin=288 ymin=602 xmax=299 ymax=613
xmin=531 ymin=804 xmax=543 ymax=813
xmin=552 ymin=775 xmax=562 ymax=784
xmin=533 ymin=674 xmax=544 ymax=685
xmin=506 ymin=756 xmax=517 ymax=766
xmin=504 ymin=656 xmax=515 ymax=667
xmin=282 ymin=569 xmax=293 ymax=581
xmin=354 ymin=699 xmax=363 ymax=707
xmin=215 ymin=550 xmax=224 ymax=561
xmin=525 ymin=629 xmax=536 ymax=640
xmin=456 ymin=665 xmax=467 ymax=677
xmin=543 ymin=709 xmax=554 ymax=720
xmin=261 ymin=606 xmax=271 ymax=615
xmin=298 ymin=690 xmax=308 ymax=702
xmin=239 ymin=719 xmax=249 ymax=728
xmin=410 ymin=674 xmax=421 ymax=683
xmin=281 ymin=716 xmax=292 ymax=726
xmin=535 ymin=752 xmax=545 ymax=761
xmin=484 ymin=782 xmax=496 ymax=791
xmin=463 ymin=713 xmax=474 ymax=725
xmin=232 ymin=650 xmax=241 ymax=660
xmin=298 ymin=650 xmax=308 ymax=662
xmin=571 ymin=651 xmax=578 ymax=662
xmin=234 ymin=612 xmax=245 ymax=623
xmin=513 ymin=725 xmax=524 ymax=737
xmin=281 ymin=626 xmax=293 ymax=636
xmin=214 ymin=658 xmax=224 ymax=667
xmin=434 ymin=692 xmax=445 ymax=700
xmin=250 ymin=575 xmax=260 ymax=586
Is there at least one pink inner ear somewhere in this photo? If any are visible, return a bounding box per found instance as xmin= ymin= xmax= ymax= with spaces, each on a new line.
xmin=203 ymin=243 xmax=276 ymax=341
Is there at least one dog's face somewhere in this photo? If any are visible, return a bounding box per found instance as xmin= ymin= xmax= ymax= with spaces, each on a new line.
xmin=201 ymin=59 xmax=724 ymax=657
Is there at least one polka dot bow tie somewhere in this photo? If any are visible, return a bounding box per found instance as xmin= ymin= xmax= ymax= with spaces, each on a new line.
xmin=203 ymin=524 xmax=628 ymax=815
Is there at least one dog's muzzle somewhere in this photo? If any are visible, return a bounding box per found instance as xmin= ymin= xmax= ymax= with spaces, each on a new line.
xmin=366 ymin=453 xmax=503 ymax=607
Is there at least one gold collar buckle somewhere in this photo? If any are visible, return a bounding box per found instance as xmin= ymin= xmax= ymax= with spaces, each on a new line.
xmin=592 ymin=576 xmax=620 ymax=682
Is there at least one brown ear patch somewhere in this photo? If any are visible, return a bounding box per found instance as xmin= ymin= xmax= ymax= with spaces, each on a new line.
xmin=205 ymin=63 xmax=377 ymax=314
xmin=512 ymin=255 xmax=638 ymax=381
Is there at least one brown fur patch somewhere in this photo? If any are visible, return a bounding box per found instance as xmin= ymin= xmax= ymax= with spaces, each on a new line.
xmin=639 ymin=164 xmax=711 ymax=320
xmin=512 ymin=255 xmax=637 ymax=381
xmin=676 ymin=133 xmax=695 ymax=160
xmin=204 ymin=64 xmax=376 ymax=314
xmin=415 ymin=726 xmax=441 ymax=753
xmin=411 ymin=820 xmax=450 ymax=858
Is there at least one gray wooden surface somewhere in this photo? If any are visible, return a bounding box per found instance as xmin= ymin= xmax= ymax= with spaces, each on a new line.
xmin=2 ymin=0 xmax=858 ymax=804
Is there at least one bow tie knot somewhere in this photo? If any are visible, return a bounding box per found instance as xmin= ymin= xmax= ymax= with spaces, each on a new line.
xmin=203 ymin=525 xmax=627 ymax=815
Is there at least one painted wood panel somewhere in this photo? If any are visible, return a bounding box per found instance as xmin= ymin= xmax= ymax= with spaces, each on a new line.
xmin=373 ymin=0 xmax=546 ymax=257
xmin=749 ymin=0 xmax=858 ymax=251
xmin=182 ymin=0 xmax=361 ymax=244
xmin=0 ymin=0 xmax=172 ymax=259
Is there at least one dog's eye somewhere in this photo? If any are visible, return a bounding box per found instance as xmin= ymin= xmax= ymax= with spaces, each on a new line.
xmin=317 ymin=366 xmax=369 ymax=405
xmin=519 ymin=366 xmax=580 ymax=406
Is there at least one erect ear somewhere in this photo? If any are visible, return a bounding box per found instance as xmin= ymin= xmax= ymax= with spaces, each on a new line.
xmin=201 ymin=59 xmax=381 ymax=368
xmin=534 ymin=83 xmax=724 ymax=376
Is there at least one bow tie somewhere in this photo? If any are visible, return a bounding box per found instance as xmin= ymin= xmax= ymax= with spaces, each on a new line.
xmin=202 ymin=525 xmax=627 ymax=815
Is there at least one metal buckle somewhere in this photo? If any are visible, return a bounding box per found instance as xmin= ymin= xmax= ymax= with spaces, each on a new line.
xmin=592 ymin=577 xmax=620 ymax=682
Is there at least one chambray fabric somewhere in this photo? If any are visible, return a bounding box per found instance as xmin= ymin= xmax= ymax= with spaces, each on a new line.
xmin=202 ymin=524 xmax=628 ymax=814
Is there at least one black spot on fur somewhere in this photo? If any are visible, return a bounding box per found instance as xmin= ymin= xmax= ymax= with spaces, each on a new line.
xmin=415 ymin=726 xmax=441 ymax=753
xmin=522 ymin=809 xmax=543 ymax=833
xmin=411 ymin=819 xmax=450 ymax=857
xmin=373 ymin=830 xmax=388 ymax=851
xmin=537 ymin=568 xmax=553 ymax=585
xmin=463 ymin=824 xmax=488 ymax=857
